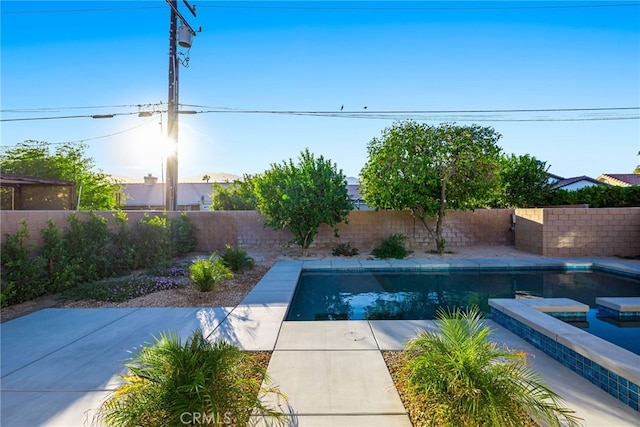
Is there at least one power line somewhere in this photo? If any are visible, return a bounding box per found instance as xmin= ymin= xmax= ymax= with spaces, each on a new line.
xmin=4 ymin=2 xmax=637 ymax=14
xmin=0 ymin=103 xmax=164 ymax=113
xmin=200 ymin=2 xmax=640 ymax=11
xmin=2 ymin=105 xmax=638 ymax=123
xmin=1 ymin=5 xmax=164 ymax=15
xmin=181 ymin=105 xmax=639 ymax=113
xmin=0 ymin=111 xmax=141 ymax=122
xmin=50 ymin=118 xmax=158 ymax=146
xmin=193 ymin=110 xmax=640 ymax=122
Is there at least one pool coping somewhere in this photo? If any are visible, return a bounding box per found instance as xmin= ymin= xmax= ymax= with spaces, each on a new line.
xmin=298 ymin=257 xmax=640 ymax=277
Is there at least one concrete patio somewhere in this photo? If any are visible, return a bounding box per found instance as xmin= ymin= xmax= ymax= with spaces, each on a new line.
xmin=2 ymin=257 xmax=640 ymax=426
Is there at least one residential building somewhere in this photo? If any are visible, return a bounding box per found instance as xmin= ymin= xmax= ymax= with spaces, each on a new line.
xmin=597 ymin=174 xmax=640 ymax=187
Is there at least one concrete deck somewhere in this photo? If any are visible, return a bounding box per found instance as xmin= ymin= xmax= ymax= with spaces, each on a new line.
xmin=1 ymin=257 xmax=639 ymax=426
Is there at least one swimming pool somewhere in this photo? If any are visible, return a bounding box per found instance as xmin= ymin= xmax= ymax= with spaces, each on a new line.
xmin=286 ymin=267 xmax=640 ymax=354
xmin=286 ymin=268 xmax=640 ymax=321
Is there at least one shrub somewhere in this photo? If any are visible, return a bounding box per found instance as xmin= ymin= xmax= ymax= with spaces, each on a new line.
xmin=94 ymin=330 xmax=287 ymax=426
xmin=1 ymin=221 xmax=45 ymax=306
xmin=332 ymin=242 xmax=359 ymax=257
xmin=544 ymin=185 xmax=640 ymax=207
xmin=64 ymin=212 xmax=114 ymax=282
xmin=371 ymin=234 xmax=412 ymax=259
xmin=220 ymin=244 xmax=255 ymax=272
xmin=189 ymin=256 xmax=233 ymax=292
xmin=168 ymin=213 xmax=197 ymax=257
xmin=110 ymin=210 xmax=137 ymax=273
xmin=401 ymin=307 xmax=581 ymax=427
xmin=40 ymin=220 xmax=82 ymax=293
xmin=132 ymin=214 xmax=171 ymax=269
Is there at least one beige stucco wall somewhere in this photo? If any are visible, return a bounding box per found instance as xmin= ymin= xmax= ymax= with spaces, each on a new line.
xmin=0 ymin=209 xmax=515 ymax=254
xmin=515 ymin=207 xmax=640 ymax=257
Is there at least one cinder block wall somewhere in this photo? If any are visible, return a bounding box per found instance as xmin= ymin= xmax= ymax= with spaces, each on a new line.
xmin=0 ymin=209 xmax=515 ymax=254
xmin=514 ymin=209 xmax=545 ymax=255
xmin=515 ymin=207 xmax=640 ymax=257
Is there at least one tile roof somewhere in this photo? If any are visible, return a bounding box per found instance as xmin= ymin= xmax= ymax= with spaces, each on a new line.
xmin=552 ymin=175 xmax=603 ymax=189
xmin=597 ymin=174 xmax=640 ymax=186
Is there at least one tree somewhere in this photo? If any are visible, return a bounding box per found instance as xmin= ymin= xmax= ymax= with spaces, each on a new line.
xmin=0 ymin=140 xmax=121 ymax=210
xmin=359 ymin=122 xmax=502 ymax=253
xmin=211 ymin=176 xmax=257 ymax=210
xmin=402 ymin=307 xmax=581 ymax=427
xmin=496 ymin=154 xmax=553 ymax=207
xmin=252 ymin=148 xmax=353 ymax=256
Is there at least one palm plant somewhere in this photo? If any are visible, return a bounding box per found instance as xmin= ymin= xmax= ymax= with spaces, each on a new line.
xmin=403 ymin=307 xmax=582 ymax=427
xmin=189 ymin=255 xmax=233 ymax=292
xmin=94 ymin=329 xmax=287 ymax=426
xmin=220 ymin=244 xmax=255 ymax=272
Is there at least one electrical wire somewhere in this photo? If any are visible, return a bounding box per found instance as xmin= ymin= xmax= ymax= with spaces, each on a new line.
xmin=49 ymin=117 xmax=158 ymax=146
xmin=198 ymin=3 xmax=640 ymax=11
xmin=0 ymin=103 xmax=164 ymax=113
xmin=0 ymin=111 xmax=141 ymax=122
xmin=1 ymin=6 xmax=164 ymax=15
xmin=2 ymin=105 xmax=638 ymax=123
xmin=3 ymin=2 xmax=637 ymax=14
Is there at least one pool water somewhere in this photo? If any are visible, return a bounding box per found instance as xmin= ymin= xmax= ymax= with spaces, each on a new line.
xmin=286 ymin=269 xmax=640 ymax=354
xmin=569 ymin=309 xmax=640 ymax=355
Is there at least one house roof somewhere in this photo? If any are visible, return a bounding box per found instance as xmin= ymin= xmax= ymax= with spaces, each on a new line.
xmin=597 ymin=174 xmax=640 ymax=186
xmin=547 ymin=173 xmax=565 ymax=183
xmin=122 ymin=182 xmax=366 ymax=208
xmin=123 ymin=182 xmax=214 ymax=207
xmin=552 ymin=175 xmax=604 ymax=189
xmin=0 ymin=173 xmax=75 ymax=187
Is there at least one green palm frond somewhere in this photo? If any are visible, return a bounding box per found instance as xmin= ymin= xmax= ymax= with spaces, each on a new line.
xmin=403 ymin=306 xmax=582 ymax=427
xmin=94 ymin=329 xmax=287 ymax=426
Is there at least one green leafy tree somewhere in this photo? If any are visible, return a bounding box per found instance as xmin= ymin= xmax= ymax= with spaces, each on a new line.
xmin=403 ymin=307 xmax=581 ymax=427
xmin=360 ymin=122 xmax=502 ymax=253
xmin=211 ymin=176 xmax=257 ymax=210
xmin=496 ymin=154 xmax=554 ymax=207
xmin=0 ymin=140 xmax=121 ymax=210
xmin=252 ymin=148 xmax=353 ymax=256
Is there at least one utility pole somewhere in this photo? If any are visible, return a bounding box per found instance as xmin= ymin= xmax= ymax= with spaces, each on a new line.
xmin=166 ymin=0 xmax=178 ymax=211
xmin=165 ymin=0 xmax=198 ymax=211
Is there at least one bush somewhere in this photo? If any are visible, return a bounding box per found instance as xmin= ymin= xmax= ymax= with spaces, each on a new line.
xmin=401 ymin=307 xmax=581 ymax=427
xmin=544 ymin=185 xmax=640 ymax=207
xmin=332 ymin=242 xmax=359 ymax=257
xmin=1 ymin=221 xmax=45 ymax=306
xmin=1 ymin=213 xmax=197 ymax=307
xmin=132 ymin=214 xmax=171 ymax=269
xmin=40 ymin=220 xmax=82 ymax=293
xmin=371 ymin=234 xmax=412 ymax=259
xmin=169 ymin=213 xmax=197 ymax=257
xmin=189 ymin=256 xmax=233 ymax=292
xmin=94 ymin=329 xmax=287 ymax=426
xmin=64 ymin=212 xmax=114 ymax=282
xmin=110 ymin=210 xmax=137 ymax=273
xmin=220 ymin=244 xmax=255 ymax=272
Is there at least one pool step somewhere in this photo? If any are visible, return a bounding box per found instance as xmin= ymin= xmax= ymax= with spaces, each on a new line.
xmin=596 ymin=297 xmax=640 ymax=321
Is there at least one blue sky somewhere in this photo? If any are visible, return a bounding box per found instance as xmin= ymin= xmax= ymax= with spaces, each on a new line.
xmin=1 ymin=1 xmax=639 ymax=182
